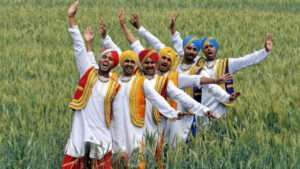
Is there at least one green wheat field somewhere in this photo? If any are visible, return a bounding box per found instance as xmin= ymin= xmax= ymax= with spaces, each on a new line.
xmin=1 ymin=0 xmax=300 ymax=168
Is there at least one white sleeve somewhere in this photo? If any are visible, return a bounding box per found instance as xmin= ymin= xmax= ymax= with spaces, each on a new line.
xmin=68 ymin=26 xmax=92 ymax=77
xmin=171 ymin=31 xmax=184 ymax=57
xmin=130 ymin=40 xmax=145 ymax=54
xmin=167 ymin=81 xmax=210 ymax=117
xmin=138 ymin=26 xmax=166 ymax=51
xmin=87 ymin=51 xmax=99 ymax=69
xmin=143 ymin=79 xmax=178 ymax=119
xmin=205 ymin=84 xmax=230 ymax=104
xmin=228 ymin=49 xmax=269 ymax=73
xmin=178 ymin=74 xmax=202 ymax=89
xmin=102 ymin=35 xmax=122 ymax=55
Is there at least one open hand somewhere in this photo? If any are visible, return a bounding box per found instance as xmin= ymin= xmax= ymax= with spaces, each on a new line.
xmin=84 ymin=26 xmax=94 ymax=43
xmin=67 ymin=0 xmax=79 ymax=17
xmin=118 ymin=9 xmax=126 ymax=26
xmin=169 ymin=13 xmax=178 ymax=34
xmin=206 ymin=111 xmax=222 ymax=119
xmin=264 ymin=33 xmax=273 ymax=53
xmin=216 ymin=73 xmax=233 ymax=84
xmin=229 ymin=92 xmax=240 ymax=102
xmin=130 ymin=13 xmax=141 ymax=29
xmin=99 ymin=18 xmax=107 ymax=38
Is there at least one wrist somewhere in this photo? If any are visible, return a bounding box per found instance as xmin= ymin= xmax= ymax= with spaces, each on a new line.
xmin=214 ymin=78 xmax=219 ymax=84
xmin=68 ymin=14 xmax=76 ymax=17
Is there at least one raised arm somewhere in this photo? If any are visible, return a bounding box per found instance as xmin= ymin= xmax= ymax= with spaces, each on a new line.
xmin=119 ymin=10 xmax=138 ymax=45
xmin=67 ymin=0 xmax=79 ymax=28
xmin=84 ymin=27 xmax=98 ymax=69
xmin=118 ymin=10 xmax=144 ymax=54
xmin=130 ymin=14 xmax=166 ymax=51
xmin=67 ymin=0 xmax=92 ymax=76
xmin=169 ymin=14 xmax=184 ymax=56
xmin=228 ymin=34 xmax=273 ymax=73
xmin=99 ymin=18 xmax=122 ymax=55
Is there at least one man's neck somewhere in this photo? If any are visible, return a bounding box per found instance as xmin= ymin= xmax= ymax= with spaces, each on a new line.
xmin=98 ymin=70 xmax=109 ymax=78
xmin=182 ymin=57 xmax=194 ymax=65
xmin=206 ymin=58 xmax=216 ymax=62
xmin=143 ymin=73 xmax=155 ymax=80
xmin=157 ymin=70 xmax=168 ymax=76
xmin=120 ymin=74 xmax=133 ymax=82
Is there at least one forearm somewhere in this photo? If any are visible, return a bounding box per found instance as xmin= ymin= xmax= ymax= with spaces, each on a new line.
xmin=120 ymin=24 xmax=137 ymax=44
xmin=68 ymin=25 xmax=86 ymax=53
xmin=229 ymin=49 xmax=269 ymax=73
xmin=206 ymin=84 xmax=230 ymax=104
xmin=200 ymin=77 xmax=218 ymax=85
xmin=178 ymin=74 xmax=202 ymax=89
xmin=102 ymin=35 xmax=122 ymax=55
xmin=138 ymin=26 xmax=165 ymax=51
xmin=68 ymin=16 xmax=77 ymax=28
xmin=87 ymin=51 xmax=98 ymax=69
xmin=130 ymin=40 xmax=145 ymax=54
xmin=167 ymin=81 xmax=210 ymax=116
xmin=68 ymin=26 xmax=92 ymax=76
xmin=86 ymin=41 xmax=93 ymax=52
xmin=171 ymin=31 xmax=184 ymax=56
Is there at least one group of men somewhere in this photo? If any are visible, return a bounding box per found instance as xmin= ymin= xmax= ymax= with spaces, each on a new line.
xmin=62 ymin=1 xmax=273 ymax=169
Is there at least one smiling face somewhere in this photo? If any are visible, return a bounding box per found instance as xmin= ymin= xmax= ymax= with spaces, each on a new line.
xmin=141 ymin=57 xmax=156 ymax=76
xmin=98 ymin=52 xmax=115 ymax=73
xmin=183 ymin=44 xmax=198 ymax=62
xmin=158 ymin=55 xmax=172 ymax=73
xmin=121 ymin=58 xmax=136 ymax=76
xmin=202 ymin=44 xmax=217 ymax=61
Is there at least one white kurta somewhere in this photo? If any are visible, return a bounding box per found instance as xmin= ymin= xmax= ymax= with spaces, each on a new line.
xmin=172 ymin=31 xmax=269 ymax=115
xmin=136 ymin=27 xmax=221 ymax=143
xmin=111 ymin=76 xmax=178 ymax=155
xmin=144 ymin=74 xmax=213 ymax=144
xmin=165 ymin=72 xmax=231 ymax=145
xmin=64 ymin=26 xmax=113 ymax=159
xmin=111 ymin=78 xmax=142 ymax=155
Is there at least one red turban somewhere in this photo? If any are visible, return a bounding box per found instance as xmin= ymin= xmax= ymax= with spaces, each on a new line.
xmin=99 ymin=49 xmax=119 ymax=68
xmin=138 ymin=49 xmax=160 ymax=64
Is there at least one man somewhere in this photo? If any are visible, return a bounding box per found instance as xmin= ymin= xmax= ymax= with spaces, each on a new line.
xmin=170 ymin=14 xmax=272 ymax=116
xmin=128 ymin=13 xmax=239 ymax=144
xmin=110 ymin=49 xmax=181 ymax=169
xmin=117 ymin=10 xmax=226 ymax=137
xmin=62 ymin=1 xmax=120 ymax=169
xmin=93 ymin=15 xmax=182 ymax=169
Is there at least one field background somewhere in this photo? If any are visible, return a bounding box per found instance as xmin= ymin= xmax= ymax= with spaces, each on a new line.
xmin=1 ymin=0 xmax=300 ymax=168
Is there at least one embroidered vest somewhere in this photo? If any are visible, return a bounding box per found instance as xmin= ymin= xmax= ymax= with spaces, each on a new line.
xmin=69 ymin=67 xmax=120 ymax=127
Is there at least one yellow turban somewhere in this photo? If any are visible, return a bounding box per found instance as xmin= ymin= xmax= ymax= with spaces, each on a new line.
xmin=120 ymin=50 xmax=138 ymax=65
xmin=159 ymin=47 xmax=178 ymax=69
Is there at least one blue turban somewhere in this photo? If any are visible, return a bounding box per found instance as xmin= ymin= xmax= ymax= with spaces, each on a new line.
xmin=182 ymin=35 xmax=204 ymax=53
xmin=202 ymin=37 xmax=219 ymax=49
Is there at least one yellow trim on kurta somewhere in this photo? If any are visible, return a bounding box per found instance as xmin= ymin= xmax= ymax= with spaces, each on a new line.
xmin=69 ymin=68 xmax=120 ymax=128
xmin=129 ymin=75 xmax=146 ymax=128
xmin=152 ymin=75 xmax=168 ymax=125
xmin=104 ymin=78 xmax=120 ymax=128
xmin=216 ymin=58 xmax=234 ymax=107
xmin=69 ymin=68 xmax=98 ymax=110
xmin=183 ymin=58 xmax=206 ymax=96
xmin=167 ymin=71 xmax=179 ymax=109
